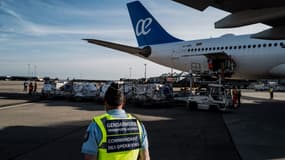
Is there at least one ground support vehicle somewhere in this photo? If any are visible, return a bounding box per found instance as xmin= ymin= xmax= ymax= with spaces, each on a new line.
xmin=187 ymin=84 xmax=234 ymax=111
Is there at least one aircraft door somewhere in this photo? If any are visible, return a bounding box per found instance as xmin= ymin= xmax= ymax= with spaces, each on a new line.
xmin=191 ymin=63 xmax=201 ymax=73
xmin=171 ymin=49 xmax=180 ymax=60
xmin=207 ymin=57 xmax=236 ymax=78
xmin=171 ymin=48 xmax=182 ymax=69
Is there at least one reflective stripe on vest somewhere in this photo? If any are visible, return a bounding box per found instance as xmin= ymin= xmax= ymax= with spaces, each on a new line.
xmin=93 ymin=113 xmax=142 ymax=160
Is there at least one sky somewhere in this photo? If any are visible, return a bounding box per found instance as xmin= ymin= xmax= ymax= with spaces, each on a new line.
xmin=0 ymin=0 xmax=269 ymax=80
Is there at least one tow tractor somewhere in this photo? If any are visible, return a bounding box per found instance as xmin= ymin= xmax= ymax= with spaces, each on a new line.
xmin=187 ymin=83 xmax=234 ymax=111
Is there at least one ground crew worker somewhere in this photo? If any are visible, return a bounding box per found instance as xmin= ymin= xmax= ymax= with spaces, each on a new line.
xmin=33 ymin=81 xmax=37 ymax=94
xmin=269 ymin=87 xmax=274 ymax=99
xmin=208 ymin=59 xmax=213 ymax=71
xmin=81 ymin=82 xmax=150 ymax=160
xmin=28 ymin=82 xmax=33 ymax=95
xmin=23 ymin=80 xmax=28 ymax=92
xmin=237 ymin=86 xmax=241 ymax=108
xmin=232 ymin=86 xmax=238 ymax=108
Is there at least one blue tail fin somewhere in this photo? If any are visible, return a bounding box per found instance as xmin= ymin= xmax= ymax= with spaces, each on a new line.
xmin=127 ymin=1 xmax=183 ymax=47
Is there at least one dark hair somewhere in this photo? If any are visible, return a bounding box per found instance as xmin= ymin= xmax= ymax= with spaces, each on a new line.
xmin=104 ymin=83 xmax=124 ymax=107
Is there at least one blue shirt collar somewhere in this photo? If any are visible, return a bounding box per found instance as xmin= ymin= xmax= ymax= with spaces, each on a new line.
xmin=107 ymin=109 xmax=126 ymax=115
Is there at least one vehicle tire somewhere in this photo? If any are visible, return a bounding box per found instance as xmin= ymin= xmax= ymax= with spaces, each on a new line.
xmin=209 ymin=105 xmax=218 ymax=111
xmin=74 ymin=97 xmax=82 ymax=102
xmin=188 ymin=101 xmax=198 ymax=110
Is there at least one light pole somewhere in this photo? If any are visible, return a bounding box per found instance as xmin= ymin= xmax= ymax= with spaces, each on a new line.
xmin=34 ymin=65 xmax=37 ymax=77
xmin=189 ymin=69 xmax=192 ymax=95
xmin=129 ymin=67 xmax=132 ymax=79
xmin=27 ymin=64 xmax=30 ymax=77
xmin=144 ymin=64 xmax=147 ymax=79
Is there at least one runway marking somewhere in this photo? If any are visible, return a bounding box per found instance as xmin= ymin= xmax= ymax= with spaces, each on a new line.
xmin=0 ymin=103 xmax=33 ymax=110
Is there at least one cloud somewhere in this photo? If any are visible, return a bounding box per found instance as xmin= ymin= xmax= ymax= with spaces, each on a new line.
xmin=65 ymin=8 xmax=127 ymax=17
xmin=0 ymin=0 xmax=130 ymax=35
xmin=26 ymin=24 xmax=132 ymax=36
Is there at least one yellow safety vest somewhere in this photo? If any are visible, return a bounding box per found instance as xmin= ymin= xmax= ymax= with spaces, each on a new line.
xmin=93 ymin=113 xmax=143 ymax=160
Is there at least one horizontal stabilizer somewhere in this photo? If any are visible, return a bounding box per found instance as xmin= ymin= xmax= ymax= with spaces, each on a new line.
xmin=83 ymin=39 xmax=151 ymax=57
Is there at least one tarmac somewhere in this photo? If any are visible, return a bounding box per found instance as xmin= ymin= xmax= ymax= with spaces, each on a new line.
xmin=0 ymin=81 xmax=285 ymax=160
xmin=224 ymin=91 xmax=285 ymax=160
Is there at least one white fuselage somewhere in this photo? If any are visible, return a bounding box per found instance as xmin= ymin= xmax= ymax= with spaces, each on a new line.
xmin=146 ymin=34 xmax=285 ymax=79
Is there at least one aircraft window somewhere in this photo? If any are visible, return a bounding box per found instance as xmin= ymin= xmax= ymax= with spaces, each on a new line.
xmin=238 ymin=46 xmax=242 ymax=49
xmin=258 ymin=44 xmax=261 ymax=48
xmin=213 ymin=47 xmax=216 ymax=51
xmin=202 ymin=48 xmax=205 ymax=51
xmin=209 ymin=48 xmax=212 ymax=51
xmin=229 ymin=46 xmax=232 ymax=49
xmin=243 ymin=45 xmax=246 ymax=49
xmin=225 ymin=46 xmax=228 ymax=50
xmin=263 ymin=44 xmax=267 ymax=47
xmin=280 ymin=42 xmax=284 ymax=47
xmin=198 ymin=48 xmax=201 ymax=51
xmin=268 ymin=43 xmax=272 ymax=47
xmin=188 ymin=49 xmax=190 ymax=52
xmin=274 ymin=43 xmax=278 ymax=47
xmin=194 ymin=48 xmax=197 ymax=52
xmin=205 ymin=48 xmax=208 ymax=51
xmin=221 ymin=47 xmax=224 ymax=50
xmin=191 ymin=49 xmax=194 ymax=52
xmin=248 ymin=45 xmax=251 ymax=48
xmin=253 ymin=45 xmax=256 ymax=48
xmin=217 ymin=47 xmax=220 ymax=50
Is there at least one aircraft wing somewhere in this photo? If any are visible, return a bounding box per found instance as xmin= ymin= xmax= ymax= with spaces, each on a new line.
xmin=83 ymin=39 xmax=151 ymax=58
xmin=173 ymin=0 xmax=285 ymax=39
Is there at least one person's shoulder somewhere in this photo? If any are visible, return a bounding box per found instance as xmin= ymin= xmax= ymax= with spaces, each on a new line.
xmin=128 ymin=113 xmax=141 ymax=120
xmin=89 ymin=121 xmax=97 ymax=126
xmin=128 ymin=113 xmax=147 ymax=129
xmin=92 ymin=113 xmax=109 ymax=120
xmin=87 ymin=121 xmax=101 ymax=133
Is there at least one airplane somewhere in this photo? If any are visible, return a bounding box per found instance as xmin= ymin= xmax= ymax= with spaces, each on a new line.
xmin=83 ymin=1 xmax=285 ymax=80
xmin=173 ymin=0 xmax=285 ymax=40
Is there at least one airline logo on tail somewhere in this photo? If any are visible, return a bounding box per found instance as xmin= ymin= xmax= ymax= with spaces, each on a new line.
xmin=135 ymin=17 xmax=153 ymax=36
xmin=127 ymin=1 xmax=182 ymax=46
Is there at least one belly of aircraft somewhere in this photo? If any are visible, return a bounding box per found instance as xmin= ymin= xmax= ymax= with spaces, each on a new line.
xmin=269 ymin=63 xmax=285 ymax=77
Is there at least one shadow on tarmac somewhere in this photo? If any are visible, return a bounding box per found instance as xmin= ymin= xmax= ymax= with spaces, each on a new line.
xmin=0 ymin=123 xmax=87 ymax=160
xmin=0 ymin=92 xmax=40 ymax=101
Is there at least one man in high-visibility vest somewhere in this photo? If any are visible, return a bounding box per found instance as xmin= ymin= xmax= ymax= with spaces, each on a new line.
xmin=81 ymin=83 xmax=150 ymax=160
